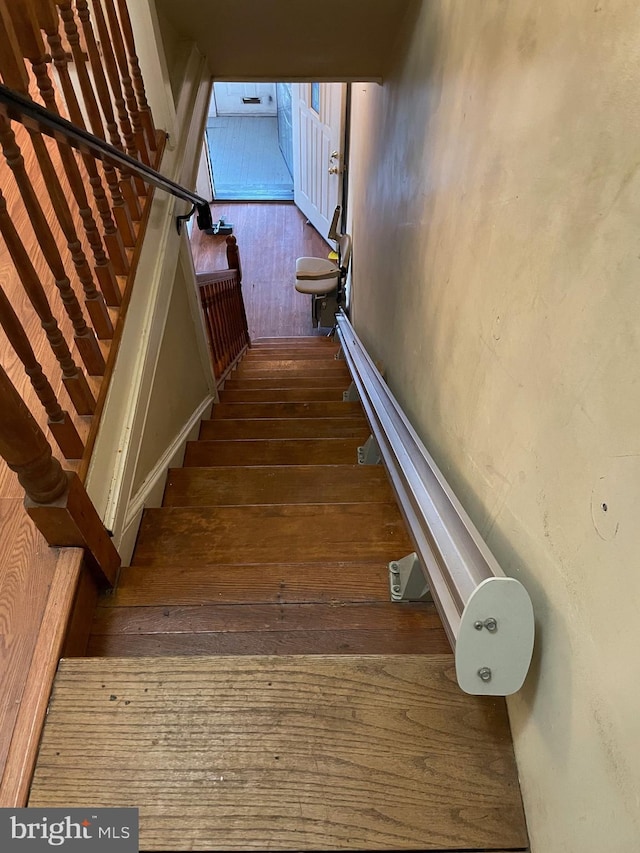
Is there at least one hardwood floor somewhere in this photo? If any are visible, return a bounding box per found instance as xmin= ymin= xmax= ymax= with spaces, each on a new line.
xmin=30 ymin=655 xmax=529 ymax=851
xmin=189 ymin=202 xmax=332 ymax=339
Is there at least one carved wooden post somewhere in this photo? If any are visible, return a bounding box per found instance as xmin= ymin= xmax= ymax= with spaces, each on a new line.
xmin=115 ymin=0 xmax=157 ymax=152
xmin=226 ymin=236 xmax=249 ymax=343
xmin=7 ymin=0 xmax=121 ymax=307
xmin=0 ymin=363 xmax=119 ymax=588
xmin=0 ymin=2 xmax=113 ymax=340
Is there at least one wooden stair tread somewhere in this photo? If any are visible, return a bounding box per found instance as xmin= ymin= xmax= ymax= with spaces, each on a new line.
xmin=133 ymin=503 xmax=413 ymax=567
xmin=252 ymin=337 xmax=337 ymax=345
xmin=211 ymin=401 xmax=363 ymax=419
xmin=243 ymin=349 xmax=340 ymax=360
xmin=104 ymin=562 xmax=398 ymax=606
xmin=234 ymin=360 xmax=349 ymax=372
xmin=163 ymin=465 xmax=393 ymax=506
xmin=29 ymin=655 xmax=528 ymax=851
xmin=223 ymin=376 xmax=350 ymax=389
xmin=220 ymin=388 xmax=346 ymax=402
xmin=198 ymin=417 xmax=369 ymax=440
xmin=183 ymin=438 xmax=363 ymax=466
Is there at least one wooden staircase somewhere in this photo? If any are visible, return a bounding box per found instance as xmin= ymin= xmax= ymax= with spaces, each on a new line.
xmin=29 ymin=337 xmax=529 ymax=851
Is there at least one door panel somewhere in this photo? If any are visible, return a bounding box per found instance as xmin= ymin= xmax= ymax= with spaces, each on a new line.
xmin=213 ymin=82 xmax=277 ymax=116
xmin=292 ymin=83 xmax=345 ymax=239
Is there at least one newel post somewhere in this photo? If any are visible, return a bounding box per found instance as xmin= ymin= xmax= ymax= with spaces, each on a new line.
xmin=0 ymin=364 xmax=119 ymax=587
xmin=226 ymin=234 xmax=242 ymax=281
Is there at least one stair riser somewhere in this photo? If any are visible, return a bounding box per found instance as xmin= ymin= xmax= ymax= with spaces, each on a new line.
xmin=219 ymin=389 xmax=345 ymax=403
xmin=234 ymin=361 xmax=350 ymax=373
xmin=199 ymin=418 xmax=369 ymax=441
xmin=107 ymin=562 xmax=395 ymax=606
xmin=183 ymin=439 xmax=361 ymax=466
xmin=224 ymin=377 xmax=348 ymax=389
xmin=87 ymin=629 xmax=447 ymax=657
xmin=212 ymin=402 xmax=363 ymax=419
xmin=243 ymin=350 xmax=340 ymax=360
xmin=164 ymin=465 xmax=393 ymax=506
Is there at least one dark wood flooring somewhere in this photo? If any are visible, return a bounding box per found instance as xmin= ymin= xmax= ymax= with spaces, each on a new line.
xmin=189 ymin=203 xmax=331 ymax=339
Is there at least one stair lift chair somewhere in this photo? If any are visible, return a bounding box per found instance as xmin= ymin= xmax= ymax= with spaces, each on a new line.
xmin=295 ymin=206 xmax=351 ymax=329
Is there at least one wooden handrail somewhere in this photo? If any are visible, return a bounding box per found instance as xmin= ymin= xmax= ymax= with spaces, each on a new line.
xmin=336 ymin=310 xmax=534 ymax=696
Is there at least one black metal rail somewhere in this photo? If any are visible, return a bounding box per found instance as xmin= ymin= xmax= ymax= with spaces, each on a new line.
xmin=0 ymin=83 xmax=212 ymax=233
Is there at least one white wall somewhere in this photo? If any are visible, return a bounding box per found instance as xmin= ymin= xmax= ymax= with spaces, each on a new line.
xmin=87 ymin=6 xmax=215 ymax=565
xmin=347 ymin=2 xmax=640 ymax=851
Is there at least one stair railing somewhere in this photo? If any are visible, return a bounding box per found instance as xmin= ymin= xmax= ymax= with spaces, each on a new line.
xmin=336 ymin=310 xmax=535 ymax=696
xmin=0 ymin=0 xmax=213 ymax=582
xmin=197 ymin=235 xmax=251 ymax=385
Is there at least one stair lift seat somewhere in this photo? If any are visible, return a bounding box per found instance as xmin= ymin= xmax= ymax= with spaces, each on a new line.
xmin=295 ymin=207 xmax=352 ymax=328
xmin=295 ymin=256 xmax=341 ymax=295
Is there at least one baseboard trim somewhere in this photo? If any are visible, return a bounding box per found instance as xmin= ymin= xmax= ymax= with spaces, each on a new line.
xmin=116 ymin=395 xmax=213 ymax=565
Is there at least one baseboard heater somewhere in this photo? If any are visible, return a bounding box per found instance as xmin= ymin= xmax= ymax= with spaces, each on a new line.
xmin=336 ymin=310 xmax=534 ymax=696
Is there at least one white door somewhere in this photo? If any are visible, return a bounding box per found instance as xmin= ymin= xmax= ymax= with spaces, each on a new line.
xmin=213 ymin=82 xmax=277 ymax=116
xmin=292 ymin=83 xmax=346 ymax=239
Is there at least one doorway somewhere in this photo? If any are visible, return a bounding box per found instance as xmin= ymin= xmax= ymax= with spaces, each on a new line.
xmin=204 ymin=81 xmax=347 ymax=236
xmin=205 ymin=83 xmax=294 ymax=201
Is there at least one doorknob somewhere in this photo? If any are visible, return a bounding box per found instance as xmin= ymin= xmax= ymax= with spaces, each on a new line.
xmin=328 ymin=165 xmax=340 ymax=175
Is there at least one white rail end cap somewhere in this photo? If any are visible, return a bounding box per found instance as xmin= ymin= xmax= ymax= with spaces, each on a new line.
xmin=455 ymin=577 xmax=535 ymax=696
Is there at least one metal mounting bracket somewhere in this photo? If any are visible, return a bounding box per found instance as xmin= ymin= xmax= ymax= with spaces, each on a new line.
xmin=334 ymin=345 xmax=346 ymax=360
xmin=343 ymin=381 xmax=360 ymax=402
xmin=357 ymin=434 xmax=381 ymax=465
xmin=389 ymin=553 xmax=432 ymax=602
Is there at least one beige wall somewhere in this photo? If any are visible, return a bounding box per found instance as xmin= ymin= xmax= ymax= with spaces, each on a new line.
xmin=133 ymin=260 xmax=210 ymax=492
xmin=348 ymin=2 xmax=640 ymax=851
xmin=154 ymin=0 xmax=415 ymax=82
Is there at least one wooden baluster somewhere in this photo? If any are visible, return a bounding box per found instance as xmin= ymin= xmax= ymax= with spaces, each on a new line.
xmin=0 ymin=189 xmax=96 ymax=415
xmin=225 ymin=281 xmax=235 ymax=366
xmin=54 ymin=0 xmax=143 ymax=228
xmin=28 ymin=54 xmax=122 ymax=306
xmin=75 ymin=0 xmax=142 ymax=217
xmin=201 ymin=286 xmax=221 ymax=378
xmin=102 ymin=0 xmax=151 ymax=167
xmin=0 ymin=363 xmax=119 ymax=588
xmin=34 ymin=0 xmax=134 ymax=264
xmin=0 ymin=283 xmax=84 ymax=459
xmin=210 ymin=286 xmax=225 ymax=378
xmin=0 ymin=117 xmax=106 ymax=376
xmin=114 ymin=0 xmax=157 ymax=152
xmin=0 ymin=1 xmax=114 ymax=339
xmin=89 ymin=0 xmax=146 ymax=201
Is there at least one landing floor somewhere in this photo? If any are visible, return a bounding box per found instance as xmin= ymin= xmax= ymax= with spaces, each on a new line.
xmin=189 ymin=202 xmax=330 ymax=339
